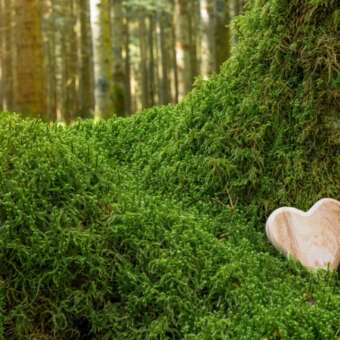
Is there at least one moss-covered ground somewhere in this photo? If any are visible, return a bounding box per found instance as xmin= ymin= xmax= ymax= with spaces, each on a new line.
xmin=0 ymin=0 xmax=339 ymax=338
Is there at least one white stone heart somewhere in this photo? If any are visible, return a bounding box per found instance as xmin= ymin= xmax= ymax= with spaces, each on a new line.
xmin=266 ymin=198 xmax=340 ymax=270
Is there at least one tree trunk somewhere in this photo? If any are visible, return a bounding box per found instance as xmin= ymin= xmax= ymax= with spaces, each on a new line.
xmin=123 ymin=14 xmax=131 ymax=115
xmin=139 ymin=14 xmax=149 ymax=109
xmin=188 ymin=0 xmax=199 ymax=82
xmin=53 ymin=0 xmax=68 ymax=122
xmin=13 ymin=0 xmax=46 ymax=118
xmin=78 ymin=0 xmax=95 ymax=118
xmin=42 ymin=0 xmax=57 ymax=121
xmin=174 ymin=0 xmax=192 ymax=101
xmin=112 ymin=0 xmax=126 ymax=116
xmin=170 ymin=12 xmax=179 ymax=103
xmin=147 ymin=15 xmax=155 ymax=107
xmin=200 ymin=0 xmax=216 ymax=79
xmin=90 ymin=0 xmax=114 ymax=119
xmin=64 ymin=0 xmax=78 ymax=121
xmin=215 ymin=0 xmax=231 ymax=69
xmin=2 ymin=0 xmax=15 ymax=112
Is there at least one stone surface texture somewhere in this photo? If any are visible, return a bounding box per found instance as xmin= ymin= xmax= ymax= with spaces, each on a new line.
xmin=266 ymin=198 xmax=340 ymax=270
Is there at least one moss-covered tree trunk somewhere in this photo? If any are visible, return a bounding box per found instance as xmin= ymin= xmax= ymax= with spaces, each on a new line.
xmin=90 ymin=0 xmax=114 ymax=119
xmin=14 ymin=0 xmax=46 ymax=118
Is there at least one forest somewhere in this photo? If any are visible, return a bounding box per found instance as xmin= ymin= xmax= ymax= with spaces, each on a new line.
xmin=0 ymin=0 xmax=243 ymax=120
xmin=0 ymin=0 xmax=340 ymax=339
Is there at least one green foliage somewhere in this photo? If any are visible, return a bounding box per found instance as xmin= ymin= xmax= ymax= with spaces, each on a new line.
xmin=1 ymin=0 xmax=339 ymax=338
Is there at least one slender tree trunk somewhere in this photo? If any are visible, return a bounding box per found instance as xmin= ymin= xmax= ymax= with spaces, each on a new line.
xmin=174 ymin=0 xmax=192 ymax=101
xmin=65 ymin=0 xmax=78 ymax=121
xmin=139 ymin=14 xmax=149 ymax=108
xmin=170 ymin=13 xmax=179 ymax=103
xmin=130 ymin=17 xmax=142 ymax=112
xmin=2 ymin=0 xmax=15 ymax=111
xmin=147 ymin=15 xmax=155 ymax=107
xmin=215 ymin=0 xmax=230 ymax=69
xmin=200 ymin=0 xmax=216 ymax=78
xmin=188 ymin=0 xmax=199 ymax=82
xmin=14 ymin=0 xmax=46 ymax=118
xmin=123 ymin=14 xmax=131 ymax=115
xmin=54 ymin=0 xmax=68 ymax=122
xmin=42 ymin=0 xmax=57 ymax=121
xmin=112 ymin=0 xmax=126 ymax=116
xmin=158 ymin=11 xmax=170 ymax=104
xmin=90 ymin=0 xmax=114 ymax=119
xmin=78 ymin=0 xmax=94 ymax=118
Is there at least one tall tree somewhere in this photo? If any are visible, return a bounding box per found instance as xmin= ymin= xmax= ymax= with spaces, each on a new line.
xmin=64 ymin=0 xmax=78 ymax=120
xmin=42 ymin=0 xmax=57 ymax=121
xmin=215 ymin=0 xmax=231 ymax=68
xmin=2 ymin=0 xmax=15 ymax=112
xmin=53 ymin=0 xmax=69 ymax=122
xmin=14 ymin=0 xmax=46 ymax=118
xmin=112 ymin=0 xmax=127 ymax=116
xmin=147 ymin=14 xmax=156 ymax=107
xmin=91 ymin=0 xmax=114 ymax=119
xmin=139 ymin=13 xmax=150 ymax=108
xmin=78 ymin=0 xmax=95 ymax=118
xmin=174 ymin=0 xmax=192 ymax=100
xmin=157 ymin=9 xmax=171 ymax=104
xmin=200 ymin=0 xmax=216 ymax=78
xmin=188 ymin=0 xmax=199 ymax=82
xmin=123 ymin=13 xmax=132 ymax=114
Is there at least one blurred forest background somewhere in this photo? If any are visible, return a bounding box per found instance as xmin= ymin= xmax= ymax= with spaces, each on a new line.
xmin=0 ymin=0 xmax=244 ymax=122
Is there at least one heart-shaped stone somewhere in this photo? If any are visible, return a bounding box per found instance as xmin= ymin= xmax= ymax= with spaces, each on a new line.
xmin=266 ymin=198 xmax=340 ymax=270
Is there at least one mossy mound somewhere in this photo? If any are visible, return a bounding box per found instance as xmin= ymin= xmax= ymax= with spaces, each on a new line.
xmin=1 ymin=0 xmax=340 ymax=338
xmin=87 ymin=0 xmax=339 ymax=217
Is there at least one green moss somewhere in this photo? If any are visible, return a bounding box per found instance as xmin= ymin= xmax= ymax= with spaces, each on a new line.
xmin=1 ymin=0 xmax=339 ymax=338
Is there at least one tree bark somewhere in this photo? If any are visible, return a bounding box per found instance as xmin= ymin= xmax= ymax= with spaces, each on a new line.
xmin=112 ymin=0 xmax=126 ymax=116
xmin=90 ymin=0 xmax=114 ymax=119
xmin=123 ymin=14 xmax=131 ymax=115
xmin=147 ymin=14 xmax=155 ymax=107
xmin=215 ymin=0 xmax=231 ymax=69
xmin=78 ymin=0 xmax=95 ymax=118
xmin=200 ymin=0 xmax=216 ymax=79
xmin=1 ymin=0 xmax=15 ymax=112
xmin=139 ymin=14 xmax=149 ymax=109
xmin=174 ymin=0 xmax=192 ymax=101
xmin=13 ymin=0 xmax=46 ymax=118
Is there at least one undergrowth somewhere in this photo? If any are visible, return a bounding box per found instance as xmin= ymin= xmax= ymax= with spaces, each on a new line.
xmin=0 ymin=0 xmax=339 ymax=338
